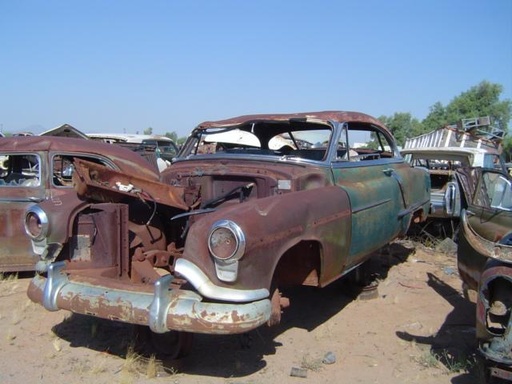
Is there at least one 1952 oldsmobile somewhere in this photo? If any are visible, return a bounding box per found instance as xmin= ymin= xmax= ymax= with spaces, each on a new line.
xmin=26 ymin=111 xmax=431 ymax=357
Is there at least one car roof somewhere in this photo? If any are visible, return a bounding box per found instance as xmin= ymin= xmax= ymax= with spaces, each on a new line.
xmin=197 ymin=110 xmax=388 ymax=131
xmin=0 ymin=136 xmax=160 ymax=179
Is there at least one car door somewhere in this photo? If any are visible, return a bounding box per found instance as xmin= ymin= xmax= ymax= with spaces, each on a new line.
xmin=461 ymin=168 xmax=512 ymax=241
xmin=456 ymin=167 xmax=512 ymax=290
xmin=0 ymin=152 xmax=46 ymax=271
xmin=330 ymin=123 xmax=407 ymax=267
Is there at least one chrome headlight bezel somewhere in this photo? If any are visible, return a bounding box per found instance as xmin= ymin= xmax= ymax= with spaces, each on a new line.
xmin=208 ymin=219 xmax=246 ymax=262
xmin=24 ymin=205 xmax=49 ymax=241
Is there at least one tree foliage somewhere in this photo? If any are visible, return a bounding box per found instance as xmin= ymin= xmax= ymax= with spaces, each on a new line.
xmin=422 ymin=81 xmax=511 ymax=132
xmin=378 ymin=112 xmax=423 ymax=147
xmin=176 ymin=136 xmax=187 ymax=145
xmin=503 ymin=135 xmax=512 ymax=162
xmin=164 ymin=131 xmax=187 ymax=145
xmin=164 ymin=131 xmax=178 ymax=142
xmin=421 ymin=102 xmax=446 ymax=133
xmin=143 ymin=127 xmax=153 ymax=135
xmin=378 ymin=81 xmax=511 ymax=152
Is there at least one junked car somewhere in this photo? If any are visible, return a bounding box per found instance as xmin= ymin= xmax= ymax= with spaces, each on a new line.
xmin=402 ymin=117 xmax=506 ymax=237
xmin=456 ymin=166 xmax=512 ymax=381
xmin=88 ymin=133 xmax=179 ymax=171
xmin=0 ymin=136 xmax=160 ymax=272
xmin=402 ymin=147 xmax=505 ymax=220
xmin=26 ymin=111 xmax=431 ymax=357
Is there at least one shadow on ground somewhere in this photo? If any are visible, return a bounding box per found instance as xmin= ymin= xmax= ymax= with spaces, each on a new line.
xmin=51 ymin=241 xmax=416 ymax=379
xmin=396 ymin=271 xmax=481 ymax=384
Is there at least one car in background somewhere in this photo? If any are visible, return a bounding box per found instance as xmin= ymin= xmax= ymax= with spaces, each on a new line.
xmin=402 ymin=117 xmax=506 ymax=238
xmin=140 ymin=137 xmax=179 ymax=161
xmin=455 ymin=166 xmax=512 ymax=381
xmin=26 ymin=111 xmax=430 ymax=357
xmin=402 ymin=147 xmax=505 ymax=219
xmin=88 ymin=133 xmax=179 ymax=171
xmin=0 ymin=136 xmax=160 ymax=272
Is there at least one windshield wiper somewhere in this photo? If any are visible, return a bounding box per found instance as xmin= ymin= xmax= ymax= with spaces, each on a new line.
xmin=201 ymin=182 xmax=254 ymax=209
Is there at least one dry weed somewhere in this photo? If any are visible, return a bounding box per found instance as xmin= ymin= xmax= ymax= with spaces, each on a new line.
xmin=0 ymin=273 xmax=19 ymax=296
xmin=116 ymin=345 xmax=141 ymax=384
xmin=145 ymin=354 xmax=158 ymax=378
xmin=91 ymin=359 xmax=108 ymax=374
xmin=300 ymin=353 xmax=323 ymax=372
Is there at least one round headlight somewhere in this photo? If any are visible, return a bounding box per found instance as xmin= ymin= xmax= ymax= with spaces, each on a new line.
xmin=208 ymin=220 xmax=245 ymax=261
xmin=25 ymin=206 xmax=49 ymax=241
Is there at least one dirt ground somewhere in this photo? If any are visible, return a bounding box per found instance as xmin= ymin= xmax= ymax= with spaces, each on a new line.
xmin=0 ymin=239 xmax=485 ymax=384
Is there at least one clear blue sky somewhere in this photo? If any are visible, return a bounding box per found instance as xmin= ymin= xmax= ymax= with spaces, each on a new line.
xmin=1 ymin=0 xmax=511 ymax=137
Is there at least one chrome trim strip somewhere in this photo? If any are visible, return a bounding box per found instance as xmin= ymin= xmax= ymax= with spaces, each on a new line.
xmin=351 ymin=198 xmax=391 ymax=214
xmin=175 ymin=258 xmax=269 ymax=302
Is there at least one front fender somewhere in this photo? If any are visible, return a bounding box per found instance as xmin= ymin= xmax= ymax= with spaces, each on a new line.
xmin=28 ymin=193 xmax=90 ymax=260
xmin=182 ymin=186 xmax=352 ymax=292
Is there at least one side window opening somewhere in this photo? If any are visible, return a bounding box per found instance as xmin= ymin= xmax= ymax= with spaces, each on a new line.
xmin=52 ymin=155 xmax=75 ymax=186
xmin=480 ymin=172 xmax=512 ymax=210
xmin=52 ymin=155 xmax=111 ymax=187
xmin=0 ymin=154 xmax=41 ymax=187
xmin=336 ymin=125 xmax=394 ymax=162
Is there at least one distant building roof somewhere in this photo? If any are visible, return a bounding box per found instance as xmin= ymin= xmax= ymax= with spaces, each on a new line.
xmin=39 ymin=124 xmax=89 ymax=139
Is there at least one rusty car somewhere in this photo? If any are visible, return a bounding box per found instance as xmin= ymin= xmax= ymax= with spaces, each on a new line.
xmin=456 ymin=166 xmax=512 ymax=381
xmin=0 ymin=135 xmax=160 ymax=272
xmin=88 ymin=133 xmax=180 ymax=171
xmin=402 ymin=117 xmax=506 ymax=238
xmin=26 ymin=111 xmax=431 ymax=357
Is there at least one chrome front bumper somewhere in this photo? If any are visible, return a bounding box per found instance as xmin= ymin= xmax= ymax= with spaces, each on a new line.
xmin=28 ymin=262 xmax=271 ymax=335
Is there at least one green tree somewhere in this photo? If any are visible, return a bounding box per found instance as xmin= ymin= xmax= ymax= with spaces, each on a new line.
xmin=502 ymin=135 xmax=512 ymax=162
xmin=143 ymin=127 xmax=153 ymax=135
xmin=421 ymin=102 xmax=446 ymax=132
xmin=378 ymin=112 xmax=423 ymax=147
xmin=164 ymin=131 xmax=187 ymax=146
xmin=177 ymin=136 xmax=187 ymax=145
xmin=422 ymin=81 xmax=512 ymax=131
xmin=164 ymin=131 xmax=178 ymax=142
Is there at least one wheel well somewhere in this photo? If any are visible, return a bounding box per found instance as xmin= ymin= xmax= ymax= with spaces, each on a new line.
xmin=483 ymin=276 xmax=512 ymax=335
xmin=272 ymin=241 xmax=321 ymax=288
